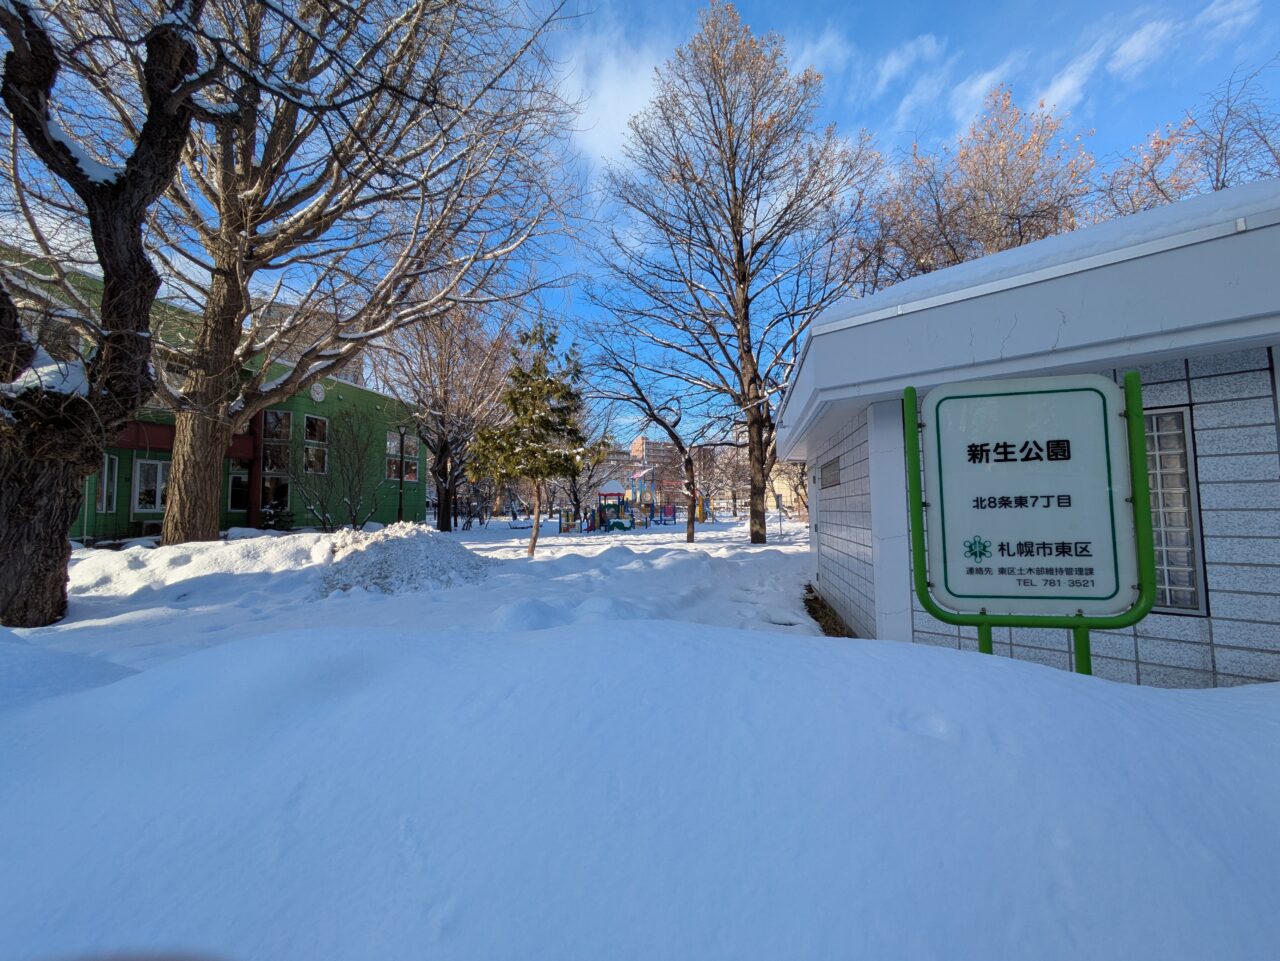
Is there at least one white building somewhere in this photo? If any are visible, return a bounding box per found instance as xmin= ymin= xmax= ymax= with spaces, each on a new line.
xmin=778 ymin=179 xmax=1280 ymax=687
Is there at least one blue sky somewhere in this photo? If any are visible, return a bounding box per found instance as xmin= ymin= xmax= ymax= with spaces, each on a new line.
xmin=555 ymin=0 xmax=1279 ymax=170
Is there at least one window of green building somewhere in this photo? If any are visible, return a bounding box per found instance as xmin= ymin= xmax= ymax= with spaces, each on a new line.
xmin=97 ymin=454 xmax=118 ymax=513
xmin=386 ymin=430 xmax=419 ymax=481
xmin=263 ymin=410 xmax=292 ymax=508
xmin=134 ymin=460 xmax=170 ymax=512
xmin=305 ymin=415 xmax=328 ymax=474
xmin=228 ymin=458 xmax=251 ymax=512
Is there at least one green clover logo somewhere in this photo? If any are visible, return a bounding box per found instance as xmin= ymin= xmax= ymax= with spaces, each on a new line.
xmin=964 ymin=535 xmax=992 ymax=561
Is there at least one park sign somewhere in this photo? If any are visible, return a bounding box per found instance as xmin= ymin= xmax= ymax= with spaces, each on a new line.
xmin=919 ymin=374 xmax=1140 ymax=618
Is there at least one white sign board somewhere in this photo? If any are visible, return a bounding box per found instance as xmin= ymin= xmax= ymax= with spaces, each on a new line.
xmin=920 ymin=374 xmax=1139 ymax=616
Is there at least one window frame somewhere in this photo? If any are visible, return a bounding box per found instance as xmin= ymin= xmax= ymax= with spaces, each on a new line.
xmin=385 ymin=429 xmax=420 ymax=481
xmin=96 ymin=453 xmax=118 ymax=513
xmin=228 ymin=472 xmax=249 ymax=512
xmin=304 ymin=414 xmax=328 ymax=444
xmin=304 ymin=445 xmax=329 ymax=475
xmin=386 ymin=456 xmax=420 ymax=482
xmin=819 ymin=456 xmax=840 ymax=490
xmin=132 ymin=458 xmax=171 ymax=513
xmin=304 ymin=414 xmax=329 ymax=475
xmin=261 ymin=474 xmax=291 ymax=513
xmin=262 ymin=408 xmax=292 ymax=476
xmin=1144 ymin=405 xmax=1208 ymax=616
xmin=262 ymin=409 xmax=292 ymax=441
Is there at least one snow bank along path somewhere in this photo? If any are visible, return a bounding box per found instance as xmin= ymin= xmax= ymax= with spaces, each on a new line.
xmin=2 ymin=519 xmax=1278 ymax=960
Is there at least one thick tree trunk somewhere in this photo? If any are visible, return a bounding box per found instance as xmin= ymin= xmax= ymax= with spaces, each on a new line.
xmin=162 ymin=136 xmax=250 ymax=544
xmin=746 ymin=409 xmax=768 ymax=544
xmin=0 ymin=454 xmax=88 ymax=626
xmin=432 ymin=442 xmax=452 ymax=532
xmin=683 ymin=453 xmax=696 ymax=544
xmin=164 ymin=411 xmax=235 ymax=543
xmin=527 ymin=483 xmax=542 ymax=557
xmin=1 ymin=214 xmax=164 ymax=624
xmin=435 ymin=480 xmax=451 ymax=531
xmin=0 ymin=9 xmax=200 ymax=626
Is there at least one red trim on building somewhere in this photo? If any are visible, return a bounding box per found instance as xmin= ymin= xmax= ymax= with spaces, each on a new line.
xmin=112 ymin=420 xmax=254 ymax=459
xmin=114 ymin=420 xmax=175 ymax=451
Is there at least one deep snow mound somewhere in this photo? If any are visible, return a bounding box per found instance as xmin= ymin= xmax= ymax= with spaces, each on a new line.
xmin=322 ymin=523 xmax=491 ymax=595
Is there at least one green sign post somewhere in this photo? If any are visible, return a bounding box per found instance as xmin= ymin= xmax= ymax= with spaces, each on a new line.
xmin=903 ymin=370 xmax=1157 ymax=675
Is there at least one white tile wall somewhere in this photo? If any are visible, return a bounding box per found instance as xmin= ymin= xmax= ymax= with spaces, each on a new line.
xmin=810 ymin=344 xmax=1280 ymax=688
xmin=811 ymin=408 xmax=876 ymax=638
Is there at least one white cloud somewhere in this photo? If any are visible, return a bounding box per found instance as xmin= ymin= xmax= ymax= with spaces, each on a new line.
xmin=558 ymin=19 xmax=680 ymax=169
xmin=948 ymin=54 xmax=1027 ymax=128
xmin=1194 ymin=0 xmax=1261 ymax=45
xmin=890 ymin=56 xmax=960 ymax=134
xmin=792 ymin=25 xmax=856 ymax=83
xmin=1036 ymin=39 xmax=1108 ymax=114
xmin=872 ymin=34 xmax=945 ymax=98
xmin=1107 ymin=20 xmax=1180 ymax=80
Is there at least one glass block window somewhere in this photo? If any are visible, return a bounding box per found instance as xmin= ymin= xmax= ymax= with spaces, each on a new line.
xmin=1145 ymin=408 xmax=1206 ymax=614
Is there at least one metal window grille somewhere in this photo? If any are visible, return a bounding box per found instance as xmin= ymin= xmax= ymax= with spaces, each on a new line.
xmin=1144 ymin=408 xmax=1206 ymax=614
xmin=820 ymin=456 xmax=840 ymax=489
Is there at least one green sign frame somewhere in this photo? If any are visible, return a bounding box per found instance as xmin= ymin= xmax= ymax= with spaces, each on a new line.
xmin=903 ymin=370 xmax=1158 ymax=675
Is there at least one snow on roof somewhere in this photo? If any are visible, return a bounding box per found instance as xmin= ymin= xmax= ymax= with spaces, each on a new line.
xmin=814 ymin=178 xmax=1280 ymax=334
xmin=777 ymin=179 xmax=1280 ymax=461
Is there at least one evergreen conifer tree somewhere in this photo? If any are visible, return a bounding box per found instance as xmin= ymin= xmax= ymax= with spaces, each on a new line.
xmin=471 ymin=324 xmax=593 ymax=556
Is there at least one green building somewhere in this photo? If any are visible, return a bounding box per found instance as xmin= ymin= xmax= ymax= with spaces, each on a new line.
xmin=1 ymin=250 xmax=427 ymax=543
xmin=70 ymin=372 xmax=427 ymax=544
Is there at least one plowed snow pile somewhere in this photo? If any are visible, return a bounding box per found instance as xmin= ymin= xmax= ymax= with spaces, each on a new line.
xmin=323 ymin=523 xmax=491 ymax=595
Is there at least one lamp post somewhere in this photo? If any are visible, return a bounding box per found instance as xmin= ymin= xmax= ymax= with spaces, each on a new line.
xmin=395 ymin=424 xmax=408 ymax=523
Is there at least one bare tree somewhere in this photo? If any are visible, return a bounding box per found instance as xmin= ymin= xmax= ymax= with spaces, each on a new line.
xmin=1099 ymin=61 xmax=1279 ymax=217
xmin=593 ymin=1 xmax=879 ymax=544
xmin=867 ymin=86 xmax=1094 ymax=288
xmin=695 ymin=441 xmax=749 ymax=517
xmin=0 ymin=0 xmax=215 ymax=626
xmin=1098 ymin=120 xmax=1199 ymax=217
xmin=589 ymin=333 xmax=736 ymax=543
xmin=9 ymin=0 xmax=577 ymax=545
xmin=289 ymin=406 xmax=387 ymax=531
xmin=371 ymin=302 xmax=515 ymax=532
xmin=1188 ymin=62 xmax=1280 ymax=191
xmin=770 ymin=458 xmax=807 ymax=517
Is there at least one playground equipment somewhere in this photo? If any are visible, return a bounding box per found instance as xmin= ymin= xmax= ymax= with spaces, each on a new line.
xmin=592 ymin=480 xmax=631 ymax=531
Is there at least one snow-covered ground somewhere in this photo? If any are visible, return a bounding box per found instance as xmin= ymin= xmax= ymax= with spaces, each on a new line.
xmin=2 ymin=519 xmax=1278 ymax=960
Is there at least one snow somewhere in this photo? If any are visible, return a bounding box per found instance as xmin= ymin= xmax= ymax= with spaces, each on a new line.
xmin=0 ymin=346 xmax=88 ymax=397
xmin=2 ymin=518 xmax=1279 ymax=960
xmin=323 ymin=523 xmax=492 ymax=594
xmin=47 ymin=122 xmax=122 ymax=185
xmin=812 ymin=177 xmax=1280 ymax=333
